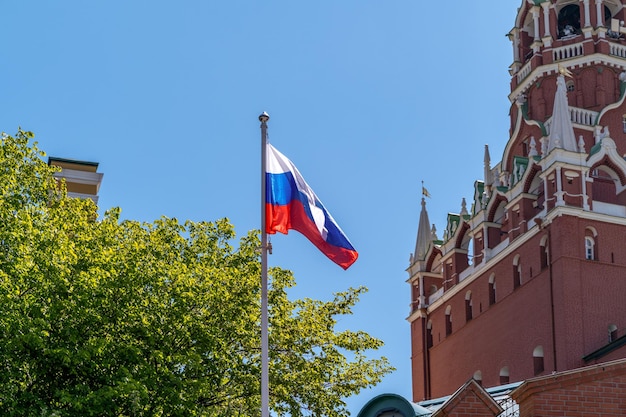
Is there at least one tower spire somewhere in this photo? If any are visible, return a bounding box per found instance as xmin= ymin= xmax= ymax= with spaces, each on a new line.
xmin=548 ymin=71 xmax=578 ymax=152
xmin=414 ymin=186 xmax=433 ymax=262
xmin=484 ymin=144 xmax=492 ymax=188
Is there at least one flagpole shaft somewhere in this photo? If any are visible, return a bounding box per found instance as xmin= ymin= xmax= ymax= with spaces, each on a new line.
xmin=259 ymin=112 xmax=270 ymax=417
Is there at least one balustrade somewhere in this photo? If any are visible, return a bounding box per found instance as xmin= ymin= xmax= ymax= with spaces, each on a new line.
xmin=609 ymin=43 xmax=626 ymax=58
xmin=552 ymin=42 xmax=584 ymax=61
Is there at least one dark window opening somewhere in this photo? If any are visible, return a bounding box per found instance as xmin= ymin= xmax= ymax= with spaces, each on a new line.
xmin=604 ymin=5 xmax=612 ymax=27
xmin=513 ymin=264 xmax=521 ymax=289
xmin=585 ymin=236 xmax=596 ymax=261
xmin=500 ymin=367 xmax=510 ymax=385
xmin=465 ymin=298 xmax=473 ymax=322
xmin=533 ymin=355 xmax=544 ymax=375
xmin=540 ymin=244 xmax=549 ymax=269
xmin=609 ymin=325 xmax=618 ymax=343
xmin=558 ymin=5 xmax=581 ymax=38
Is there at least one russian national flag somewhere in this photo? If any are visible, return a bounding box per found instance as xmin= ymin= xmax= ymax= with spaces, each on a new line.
xmin=265 ymin=144 xmax=358 ymax=270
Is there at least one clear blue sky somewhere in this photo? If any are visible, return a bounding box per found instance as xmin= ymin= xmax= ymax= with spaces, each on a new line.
xmin=2 ymin=1 xmax=520 ymax=413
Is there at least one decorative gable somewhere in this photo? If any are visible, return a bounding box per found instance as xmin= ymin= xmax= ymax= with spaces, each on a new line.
xmin=431 ymin=379 xmax=503 ymax=417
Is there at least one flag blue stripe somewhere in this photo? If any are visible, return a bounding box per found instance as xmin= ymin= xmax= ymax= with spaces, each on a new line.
xmin=266 ymin=171 xmax=356 ymax=252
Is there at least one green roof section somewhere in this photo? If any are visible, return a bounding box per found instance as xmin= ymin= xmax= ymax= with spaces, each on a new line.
xmin=473 ymin=181 xmax=486 ymax=216
xmin=444 ymin=213 xmax=460 ymax=242
xmin=589 ymin=140 xmax=602 ymax=157
xmin=496 ymin=185 xmax=509 ymax=193
xmin=512 ymin=156 xmax=529 ymax=186
xmin=520 ymin=101 xmax=548 ymax=136
xmin=48 ymin=156 xmax=99 ymax=168
xmin=356 ymin=393 xmax=431 ymax=417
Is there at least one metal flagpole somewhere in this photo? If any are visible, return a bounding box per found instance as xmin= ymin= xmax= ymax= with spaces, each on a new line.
xmin=259 ymin=111 xmax=270 ymax=417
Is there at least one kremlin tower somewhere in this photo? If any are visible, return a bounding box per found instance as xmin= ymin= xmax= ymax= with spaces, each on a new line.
xmin=407 ymin=0 xmax=626 ymax=401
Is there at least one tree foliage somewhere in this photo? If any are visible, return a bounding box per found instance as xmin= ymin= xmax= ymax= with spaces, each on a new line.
xmin=0 ymin=129 xmax=393 ymax=416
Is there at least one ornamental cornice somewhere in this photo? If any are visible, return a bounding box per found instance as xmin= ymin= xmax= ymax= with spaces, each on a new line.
xmin=538 ymin=147 xmax=589 ymax=171
xmin=426 ymin=197 xmax=626 ymax=313
xmin=405 ymin=271 xmax=443 ymax=288
xmin=406 ymin=307 xmax=427 ymax=323
xmin=426 ymin=202 xmax=603 ymax=312
xmin=506 ymin=193 xmax=539 ymax=212
xmin=509 ymin=53 xmax=626 ymax=103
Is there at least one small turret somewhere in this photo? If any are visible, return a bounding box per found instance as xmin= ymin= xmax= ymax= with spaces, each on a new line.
xmin=547 ymin=73 xmax=578 ymax=153
xmin=413 ymin=195 xmax=433 ymax=263
xmin=484 ymin=145 xmax=492 ymax=191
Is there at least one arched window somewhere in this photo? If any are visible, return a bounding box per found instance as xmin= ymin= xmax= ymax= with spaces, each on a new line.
xmin=584 ymin=227 xmax=598 ymax=261
xmin=591 ymin=168 xmax=619 ymax=204
xmin=609 ymin=324 xmax=618 ymax=343
xmin=465 ymin=291 xmax=473 ymax=322
xmin=604 ymin=4 xmax=612 ymax=27
xmin=500 ymin=366 xmax=510 ymax=385
xmin=429 ymin=284 xmax=438 ymax=298
xmin=445 ymin=305 xmax=452 ymax=336
xmin=585 ymin=236 xmax=595 ymax=260
xmin=489 ymin=273 xmax=496 ymax=306
xmin=558 ymin=4 xmax=581 ymax=38
xmin=533 ymin=346 xmax=545 ymax=375
xmin=426 ymin=320 xmax=433 ymax=348
xmin=520 ymin=12 xmax=537 ymax=62
xmin=529 ymin=173 xmax=544 ymax=204
xmin=432 ymin=253 xmax=443 ymax=274
xmin=513 ymin=255 xmax=522 ymax=289
xmin=540 ymin=235 xmax=549 ymax=269
xmin=412 ymin=284 xmax=420 ymax=310
xmin=494 ymin=201 xmax=506 ymax=224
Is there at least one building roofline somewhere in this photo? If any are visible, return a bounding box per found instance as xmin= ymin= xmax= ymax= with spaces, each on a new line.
xmin=510 ymin=358 xmax=626 ymax=403
xmin=582 ymin=334 xmax=626 ymax=362
xmin=48 ymin=156 xmax=99 ymax=167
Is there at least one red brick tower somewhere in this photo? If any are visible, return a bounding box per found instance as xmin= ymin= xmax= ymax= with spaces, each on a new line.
xmin=408 ymin=0 xmax=626 ymax=402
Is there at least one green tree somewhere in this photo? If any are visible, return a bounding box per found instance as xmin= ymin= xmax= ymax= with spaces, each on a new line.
xmin=0 ymin=129 xmax=393 ymax=417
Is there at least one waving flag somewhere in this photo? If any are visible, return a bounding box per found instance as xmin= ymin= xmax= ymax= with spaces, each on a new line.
xmin=265 ymin=144 xmax=358 ymax=269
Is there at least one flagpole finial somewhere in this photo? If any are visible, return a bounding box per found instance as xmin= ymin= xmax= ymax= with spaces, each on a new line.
xmin=259 ymin=112 xmax=270 ymax=123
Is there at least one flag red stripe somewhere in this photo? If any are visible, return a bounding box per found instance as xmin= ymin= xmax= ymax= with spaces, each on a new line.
xmin=266 ymin=201 xmax=358 ymax=270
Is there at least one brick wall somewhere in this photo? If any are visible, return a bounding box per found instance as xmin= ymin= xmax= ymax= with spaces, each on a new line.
xmin=512 ymin=359 xmax=626 ymax=417
xmin=412 ymin=213 xmax=626 ymax=400
xmin=432 ymin=379 xmax=502 ymax=417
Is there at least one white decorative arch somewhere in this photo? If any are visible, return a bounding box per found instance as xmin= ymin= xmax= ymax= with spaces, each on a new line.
xmin=587 ymin=137 xmax=626 ymax=194
xmin=603 ymin=0 xmax=622 ymax=18
xmin=585 ymin=226 xmax=598 ymax=238
xmin=473 ymin=370 xmax=483 ymax=382
xmin=554 ymin=0 xmax=580 ymax=14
